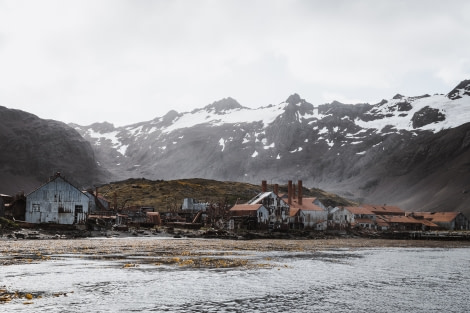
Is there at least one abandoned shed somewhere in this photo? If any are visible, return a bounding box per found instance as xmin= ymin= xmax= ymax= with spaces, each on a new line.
xmin=25 ymin=172 xmax=90 ymax=224
xmin=229 ymin=204 xmax=269 ymax=230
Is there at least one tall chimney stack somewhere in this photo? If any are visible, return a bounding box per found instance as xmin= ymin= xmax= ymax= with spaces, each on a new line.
xmin=298 ymin=180 xmax=303 ymax=205
xmin=288 ymin=180 xmax=292 ymax=205
xmin=113 ymin=192 xmax=117 ymax=211
xmin=274 ymin=184 xmax=279 ymax=195
xmin=262 ymin=180 xmax=267 ymax=192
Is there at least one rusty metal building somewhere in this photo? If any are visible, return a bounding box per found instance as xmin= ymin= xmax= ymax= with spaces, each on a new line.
xmin=25 ymin=172 xmax=91 ymax=224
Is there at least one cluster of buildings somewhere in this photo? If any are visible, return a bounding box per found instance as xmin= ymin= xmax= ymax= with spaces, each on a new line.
xmin=229 ymin=180 xmax=470 ymax=232
xmin=1 ymin=174 xmax=469 ymax=233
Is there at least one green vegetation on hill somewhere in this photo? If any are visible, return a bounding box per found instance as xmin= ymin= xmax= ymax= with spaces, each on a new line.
xmin=96 ymin=178 xmax=355 ymax=211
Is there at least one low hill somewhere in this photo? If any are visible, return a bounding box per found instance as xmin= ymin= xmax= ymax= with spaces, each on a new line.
xmin=97 ymin=178 xmax=355 ymax=211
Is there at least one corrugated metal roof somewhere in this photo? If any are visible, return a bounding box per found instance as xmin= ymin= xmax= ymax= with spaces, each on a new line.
xmin=411 ymin=212 xmax=460 ymax=223
xmin=344 ymin=206 xmax=373 ymax=215
xmin=362 ymin=204 xmax=405 ymax=214
xmin=289 ymin=207 xmax=302 ymax=217
xmin=386 ymin=215 xmax=422 ymax=224
xmin=248 ymin=192 xmax=275 ymax=205
xmin=230 ymin=204 xmax=263 ymax=212
xmin=290 ymin=197 xmax=324 ymax=211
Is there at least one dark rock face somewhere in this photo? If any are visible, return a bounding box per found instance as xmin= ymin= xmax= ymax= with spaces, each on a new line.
xmin=396 ymin=101 xmax=412 ymax=111
xmin=203 ymin=97 xmax=245 ymax=113
xmin=447 ymin=79 xmax=470 ymax=100
xmin=411 ymin=106 xmax=446 ymax=128
xmin=0 ymin=106 xmax=108 ymax=194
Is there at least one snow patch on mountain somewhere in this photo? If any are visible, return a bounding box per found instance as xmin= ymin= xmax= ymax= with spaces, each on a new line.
xmin=356 ymin=95 xmax=469 ymax=133
xmin=163 ymin=103 xmax=287 ymax=134
xmin=219 ymin=138 xmax=225 ymax=152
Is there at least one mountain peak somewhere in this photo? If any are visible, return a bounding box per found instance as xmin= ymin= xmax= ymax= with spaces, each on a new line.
xmin=393 ymin=94 xmax=405 ymax=100
xmin=203 ymin=97 xmax=244 ymax=113
xmin=88 ymin=121 xmax=115 ymax=132
xmin=286 ymin=93 xmax=303 ymax=105
xmin=447 ymin=79 xmax=470 ymax=100
xmin=162 ymin=110 xmax=179 ymax=122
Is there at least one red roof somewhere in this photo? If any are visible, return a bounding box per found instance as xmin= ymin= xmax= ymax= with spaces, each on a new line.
xmin=230 ymin=204 xmax=264 ymax=212
xmin=354 ymin=218 xmax=375 ymax=224
xmin=386 ymin=215 xmax=422 ymax=224
xmin=410 ymin=212 xmax=460 ymax=223
xmin=344 ymin=206 xmax=373 ymax=215
xmin=289 ymin=197 xmax=324 ymax=211
xmin=362 ymin=204 xmax=405 ymax=215
xmin=289 ymin=207 xmax=302 ymax=217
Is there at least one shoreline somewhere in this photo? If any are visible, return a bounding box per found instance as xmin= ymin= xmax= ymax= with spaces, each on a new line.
xmin=2 ymin=236 xmax=470 ymax=256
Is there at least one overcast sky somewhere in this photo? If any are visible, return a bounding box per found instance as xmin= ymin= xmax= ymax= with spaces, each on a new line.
xmin=1 ymin=0 xmax=469 ymax=126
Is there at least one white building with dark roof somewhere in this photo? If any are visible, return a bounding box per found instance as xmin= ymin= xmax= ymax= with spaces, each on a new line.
xmin=25 ymin=172 xmax=91 ymax=224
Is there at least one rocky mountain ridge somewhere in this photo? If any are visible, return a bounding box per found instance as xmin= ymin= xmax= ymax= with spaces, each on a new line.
xmin=0 ymin=107 xmax=108 ymax=194
xmin=72 ymin=80 xmax=470 ymax=214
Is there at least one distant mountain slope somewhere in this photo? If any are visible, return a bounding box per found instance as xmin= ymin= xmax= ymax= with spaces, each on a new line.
xmin=71 ymin=80 xmax=470 ymax=215
xmin=0 ymin=107 xmax=108 ymax=194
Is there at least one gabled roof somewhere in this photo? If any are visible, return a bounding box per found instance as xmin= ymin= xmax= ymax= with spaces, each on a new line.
xmin=248 ymin=192 xmax=276 ymax=205
xmin=289 ymin=207 xmax=303 ymax=217
xmin=362 ymin=204 xmax=405 ymax=215
xmin=378 ymin=214 xmax=439 ymax=227
xmin=230 ymin=204 xmax=264 ymax=212
xmin=344 ymin=206 xmax=373 ymax=215
xmin=385 ymin=215 xmax=422 ymax=224
xmin=375 ymin=216 xmax=390 ymax=227
xmin=419 ymin=219 xmax=439 ymax=227
xmin=354 ymin=218 xmax=375 ymax=224
xmin=289 ymin=197 xmax=324 ymax=211
xmin=410 ymin=212 xmax=461 ymax=223
xmin=27 ymin=173 xmax=90 ymax=199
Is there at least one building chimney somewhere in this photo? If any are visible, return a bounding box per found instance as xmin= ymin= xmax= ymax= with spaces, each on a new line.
xmin=274 ymin=184 xmax=279 ymax=195
xmin=288 ymin=180 xmax=292 ymax=205
xmin=262 ymin=180 xmax=267 ymax=193
xmin=113 ymin=192 xmax=117 ymax=211
xmin=298 ymin=180 xmax=303 ymax=205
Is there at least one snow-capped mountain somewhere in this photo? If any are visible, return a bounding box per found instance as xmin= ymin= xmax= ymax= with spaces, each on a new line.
xmin=72 ymin=80 xmax=470 ymax=213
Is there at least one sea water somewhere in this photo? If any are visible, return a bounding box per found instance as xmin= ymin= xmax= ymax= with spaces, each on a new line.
xmin=2 ymin=242 xmax=469 ymax=312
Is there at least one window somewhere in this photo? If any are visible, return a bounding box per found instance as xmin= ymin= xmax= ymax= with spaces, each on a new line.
xmin=32 ymin=204 xmax=40 ymax=212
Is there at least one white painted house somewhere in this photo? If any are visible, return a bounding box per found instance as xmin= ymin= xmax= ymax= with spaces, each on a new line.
xmin=229 ymin=204 xmax=270 ymax=230
xmin=289 ymin=197 xmax=328 ymax=230
xmin=247 ymin=191 xmax=290 ymax=223
xmin=25 ymin=173 xmax=91 ymax=224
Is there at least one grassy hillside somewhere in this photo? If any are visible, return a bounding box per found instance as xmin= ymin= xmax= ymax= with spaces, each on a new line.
xmin=95 ymin=178 xmax=355 ymax=211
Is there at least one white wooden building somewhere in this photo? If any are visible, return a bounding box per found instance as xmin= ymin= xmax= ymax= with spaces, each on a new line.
xmin=25 ymin=173 xmax=91 ymax=224
xmin=329 ymin=206 xmax=353 ymax=228
xmin=247 ymin=191 xmax=290 ymax=223
xmin=343 ymin=206 xmax=376 ymax=229
xmin=228 ymin=204 xmax=270 ymax=230
xmin=289 ymin=197 xmax=328 ymax=230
